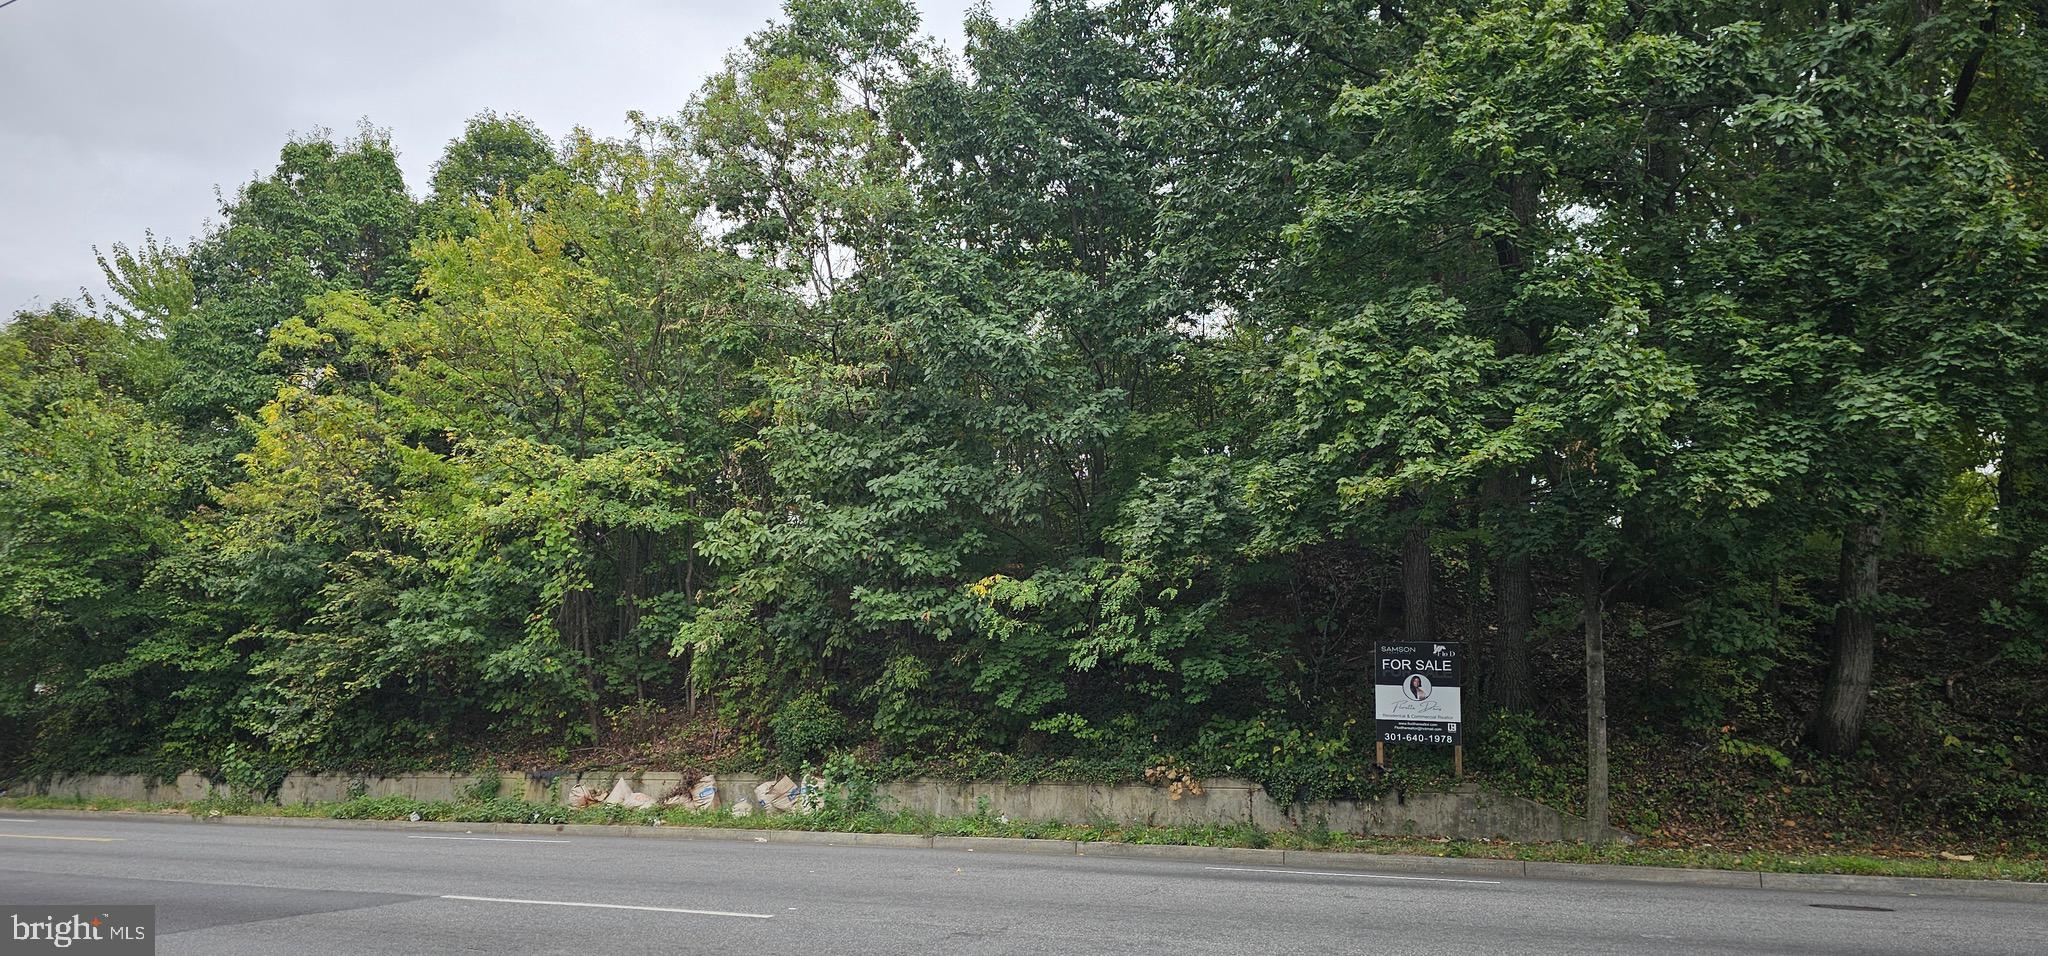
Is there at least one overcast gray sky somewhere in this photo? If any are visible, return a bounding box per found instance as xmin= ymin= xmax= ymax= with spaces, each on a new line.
xmin=0 ymin=0 xmax=1027 ymax=316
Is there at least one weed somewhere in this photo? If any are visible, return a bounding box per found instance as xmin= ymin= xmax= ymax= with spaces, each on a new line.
xmin=460 ymin=775 xmax=503 ymax=802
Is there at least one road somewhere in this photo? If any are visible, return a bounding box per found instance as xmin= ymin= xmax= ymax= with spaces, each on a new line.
xmin=0 ymin=815 xmax=2041 ymax=954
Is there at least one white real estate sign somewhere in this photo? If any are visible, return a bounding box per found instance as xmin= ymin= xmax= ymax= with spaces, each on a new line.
xmin=1375 ymin=641 xmax=1463 ymax=746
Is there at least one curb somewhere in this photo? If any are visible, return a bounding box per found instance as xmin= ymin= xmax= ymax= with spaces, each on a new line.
xmin=1523 ymin=860 xmax=1764 ymax=887
xmin=1292 ymin=851 xmax=1525 ymax=877
xmin=8 ymin=809 xmax=2043 ymax=903
xmin=933 ymin=835 xmax=1079 ymax=856
xmin=1079 ymin=842 xmax=1286 ymax=866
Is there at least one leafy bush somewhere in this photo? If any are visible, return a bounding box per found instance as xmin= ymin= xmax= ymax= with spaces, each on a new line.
xmin=812 ymin=752 xmax=885 ymax=822
xmin=1191 ymin=714 xmax=1371 ymax=804
xmin=330 ymin=796 xmax=433 ymax=820
xmin=1471 ymin=709 xmax=1577 ymax=808
xmin=460 ymin=775 xmax=503 ymax=802
xmin=214 ymin=744 xmax=287 ymax=801
xmin=770 ymin=692 xmax=851 ymax=767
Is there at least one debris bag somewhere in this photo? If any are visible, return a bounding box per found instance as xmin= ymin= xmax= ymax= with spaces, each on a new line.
xmin=567 ymin=785 xmax=600 ymax=809
xmin=691 ymin=774 xmax=719 ymax=811
xmin=604 ymin=777 xmax=636 ymax=806
xmin=731 ymin=798 xmax=754 ymax=817
xmin=760 ymin=776 xmax=798 ymax=814
xmin=753 ymin=779 xmax=781 ymax=813
xmin=623 ymin=791 xmax=656 ymax=810
xmin=787 ymin=775 xmax=826 ymax=814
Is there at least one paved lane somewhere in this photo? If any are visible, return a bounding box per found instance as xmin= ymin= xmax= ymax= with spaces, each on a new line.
xmin=0 ymin=816 xmax=2040 ymax=955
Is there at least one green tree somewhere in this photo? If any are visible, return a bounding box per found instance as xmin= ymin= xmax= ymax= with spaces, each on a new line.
xmin=168 ymin=128 xmax=418 ymax=476
xmin=420 ymin=111 xmax=560 ymax=237
xmin=0 ymin=306 xmax=203 ymax=770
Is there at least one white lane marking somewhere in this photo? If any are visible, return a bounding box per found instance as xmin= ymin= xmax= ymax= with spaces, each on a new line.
xmin=441 ymin=895 xmax=775 ymax=919
xmin=0 ymin=818 xmax=43 ymax=823
xmin=1204 ymin=865 xmax=1501 ymax=885
xmin=407 ymin=835 xmax=572 ymax=844
xmin=0 ymin=833 xmax=121 ymax=842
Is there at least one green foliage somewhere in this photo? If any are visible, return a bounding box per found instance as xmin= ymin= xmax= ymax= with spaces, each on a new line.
xmin=214 ymin=743 xmax=287 ymax=801
xmin=811 ymin=751 xmax=886 ymax=822
xmin=3 ymin=0 xmax=2047 ymax=853
xmin=460 ymin=775 xmax=504 ymax=803
xmin=1985 ymin=546 xmax=2048 ymax=666
xmin=1471 ymin=709 xmax=1577 ymax=808
xmin=328 ymin=795 xmax=433 ymax=820
xmin=770 ymin=692 xmax=852 ymax=767
xmin=170 ymin=127 xmax=418 ymax=476
xmin=429 ymin=112 xmax=558 ymax=207
xmin=1717 ymin=737 xmax=1794 ymax=773
xmin=0 ymin=305 xmax=206 ymax=771
xmin=86 ymin=231 xmax=195 ymax=333
xmin=1192 ymin=714 xmax=1372 ymax=804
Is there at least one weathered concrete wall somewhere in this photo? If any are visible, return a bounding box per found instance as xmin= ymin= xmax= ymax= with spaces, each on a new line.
xmin=13 ymin=771 xmax=1626 ymax=843
xmin=1253 ymin=788 xmax=1625 ymax=843
xmin=21 ymin=772 xmax=216 ymax=804
xmin=869 ymin=777 xmax=1626 ymax=843
xmin=275 ymin=772 xmax=533 ymax=804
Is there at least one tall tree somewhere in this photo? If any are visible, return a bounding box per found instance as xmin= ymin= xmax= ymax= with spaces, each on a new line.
xmin=169 ymin=129 xmax=418 ymax=475
xmin=0 ymin=305 xmax=201 ymax=770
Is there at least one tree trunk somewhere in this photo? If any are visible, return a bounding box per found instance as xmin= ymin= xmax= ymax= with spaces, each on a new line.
xmin=684 ymin=524 xmax=700 ymax=714
xmin=1999 ymin=437 xmax=2018 ymax=515
xmin=1483 ymin=471 xmax=1535 ymax=712
xmin=557 ymin=583 xmax=603 ymax=741
xmin=1495 ymin=550 xmax=1535 ymax=712
xmin=1999 ymin=426 xmax=2036 ymax=537
xmin=1465 ymin=538 xmax=1484 ymax=647
xmin=1581 ymin=555 xmax=1609 ymax=841
xmin=1807 ymin=514 xmax=1883 ymax=755
xmin=1402 ymin=517 xmax=1433 ymax=643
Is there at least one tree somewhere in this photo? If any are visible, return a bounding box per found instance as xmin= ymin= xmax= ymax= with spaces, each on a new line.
xmin=218 ymin=121 xmax=772 ymax=757
xmin=84 ymin=230 xmax=195 ymax=334
xmin=420 ymin=111 xmax=560 ymax=238
xmin=0 ymin=305 xmax=202 ymax=770
xmin=169 ymin=128 xmax=418 ymax=476
xmin=429 ymin=111 xmax=558 ymax=206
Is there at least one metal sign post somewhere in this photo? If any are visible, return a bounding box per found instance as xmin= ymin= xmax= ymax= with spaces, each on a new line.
xmin=1375 ymin=641 xmax=1464 ymax=773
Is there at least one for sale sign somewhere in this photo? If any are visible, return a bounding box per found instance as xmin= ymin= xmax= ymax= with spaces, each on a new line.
xmin=1375 ymin=641 xmax=1462 ymax=746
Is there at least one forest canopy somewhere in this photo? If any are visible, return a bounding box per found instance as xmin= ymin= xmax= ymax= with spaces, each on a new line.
xmin=4 ymin=0 xmax=2046 ymax=843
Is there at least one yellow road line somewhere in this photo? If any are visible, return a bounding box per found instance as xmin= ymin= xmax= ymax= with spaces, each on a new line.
xmin=0 ymin=833 xmax=121 ymax=842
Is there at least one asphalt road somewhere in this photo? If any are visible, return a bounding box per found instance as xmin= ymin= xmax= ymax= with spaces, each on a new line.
xmin=0 ymin=816 xmax=2042 ymax=955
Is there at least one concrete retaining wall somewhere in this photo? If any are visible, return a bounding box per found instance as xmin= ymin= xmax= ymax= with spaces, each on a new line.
xmin=24 ymin=771 xmax=217 ymax=804
xmin=866 ymin=777 xmax=1624 ymax=842
xmin=14 ymin=771 xmax=1626 ymax=843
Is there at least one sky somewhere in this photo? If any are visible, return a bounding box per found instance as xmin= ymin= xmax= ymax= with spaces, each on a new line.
xmin=0 ymin=0 xmax=1029 ymax=317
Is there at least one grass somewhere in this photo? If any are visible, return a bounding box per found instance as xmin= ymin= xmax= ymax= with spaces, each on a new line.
xmin=5 ymin=794 xmax=2043 ymax=883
